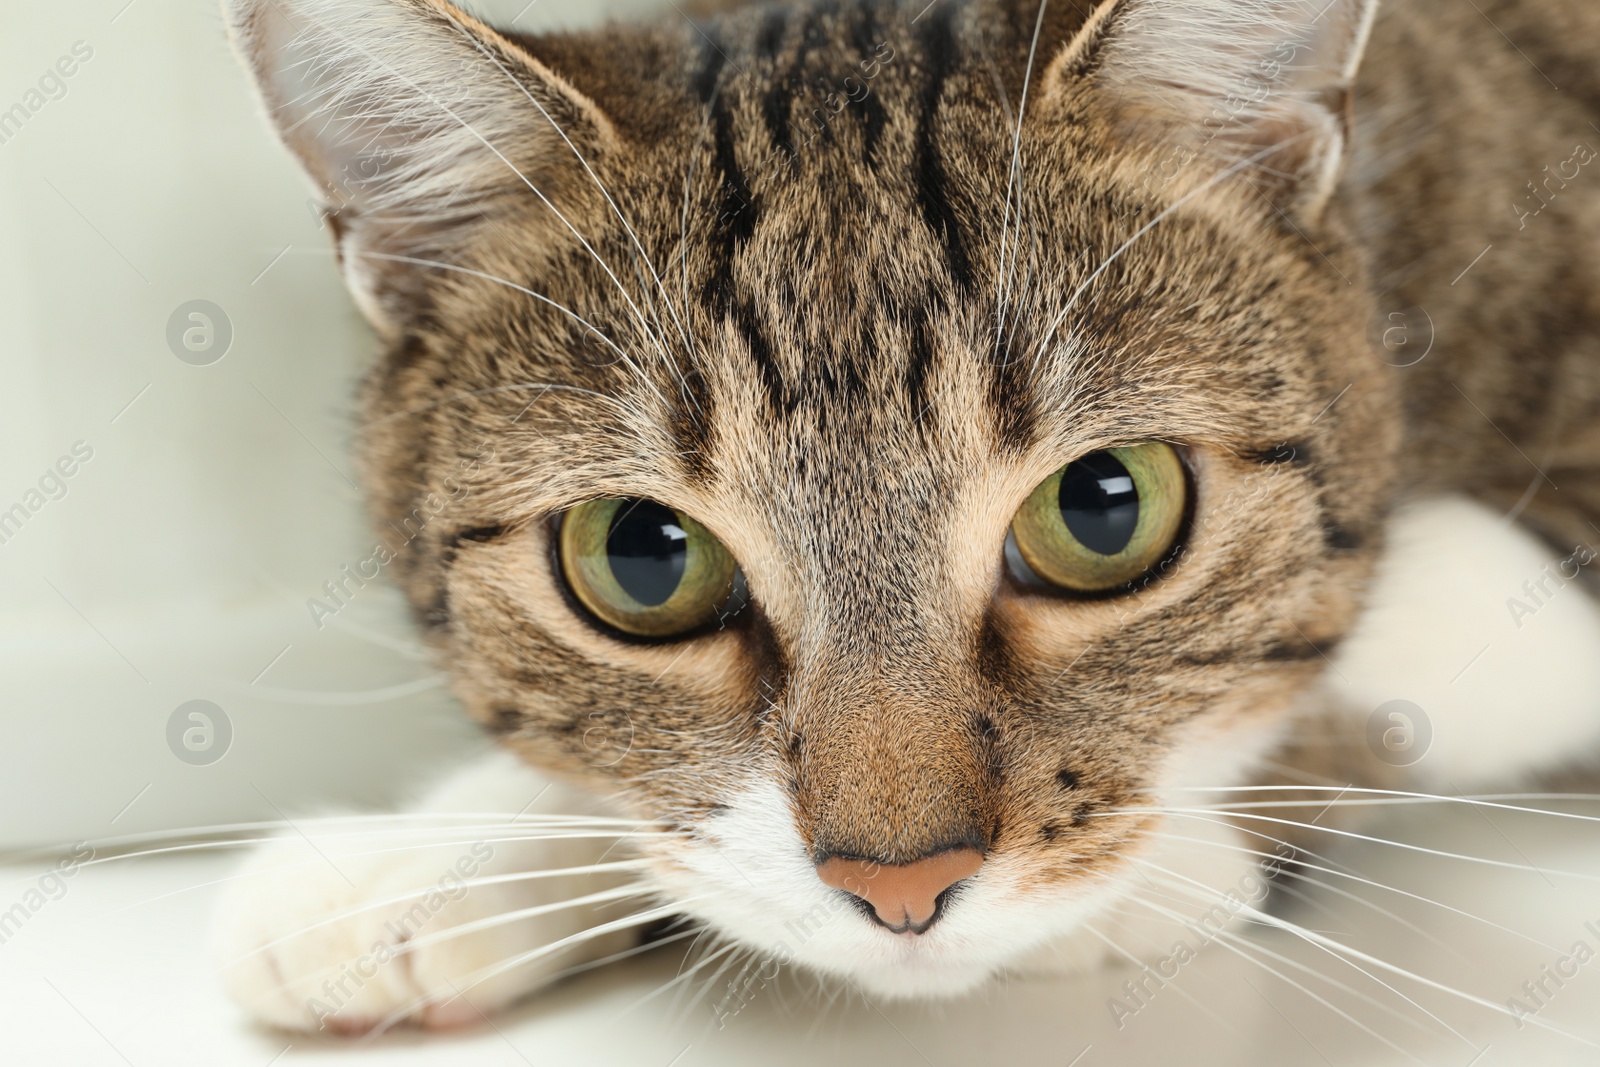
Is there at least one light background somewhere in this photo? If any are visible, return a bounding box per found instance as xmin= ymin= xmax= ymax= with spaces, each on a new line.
xmin=0 ymin=0 xmax=658 ymax=850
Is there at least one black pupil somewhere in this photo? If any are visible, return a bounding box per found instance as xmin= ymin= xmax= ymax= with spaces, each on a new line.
xmin=606 ymin=499 xmax=688 ymax=607
xmin=1058 ymin=452 xmax=1140 ymax=556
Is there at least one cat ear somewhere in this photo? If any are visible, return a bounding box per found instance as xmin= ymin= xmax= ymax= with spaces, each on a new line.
xmin=1047 ymin=0 xmax=1379 ymax=222
xmin=224 ymin=0 xmax=615 ymax=334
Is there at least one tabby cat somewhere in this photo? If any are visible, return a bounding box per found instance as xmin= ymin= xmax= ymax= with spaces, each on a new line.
xmin=214 ymin=0 xmax=1600 ymax=1034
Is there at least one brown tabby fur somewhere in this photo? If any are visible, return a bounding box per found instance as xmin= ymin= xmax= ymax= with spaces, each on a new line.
xmin=242 ymin=0 xmax=1600 ymax=891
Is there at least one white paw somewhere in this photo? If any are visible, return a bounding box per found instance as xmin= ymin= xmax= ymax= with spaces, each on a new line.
xmin=212 ymin=827 xmax=637 ymax=1034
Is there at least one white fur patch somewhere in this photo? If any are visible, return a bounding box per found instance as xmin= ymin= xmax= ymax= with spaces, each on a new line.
xmin=211 ymin=751 xmax=642 ymax=1032
xmin=1331 ymin=494 xmax=1600 ymax=787
xmin=649 ymin=759 xmax=1265 ymax=1000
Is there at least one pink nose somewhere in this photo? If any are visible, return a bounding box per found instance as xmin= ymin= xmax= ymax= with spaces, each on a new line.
xmin=816 ymin=848 xmax=984 ymax=934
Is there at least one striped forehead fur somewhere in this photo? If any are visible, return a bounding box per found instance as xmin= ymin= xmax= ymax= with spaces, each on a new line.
xmin=217 ymin=0 xmax=1544 ymax=1007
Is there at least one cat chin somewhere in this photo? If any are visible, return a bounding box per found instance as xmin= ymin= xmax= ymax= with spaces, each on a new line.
xmin=824 ymin=959 xmax=1000 ymax=1001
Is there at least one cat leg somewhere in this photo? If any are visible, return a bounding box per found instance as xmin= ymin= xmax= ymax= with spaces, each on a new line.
xmin=212 ymin=750 xmax=647 ymax=1033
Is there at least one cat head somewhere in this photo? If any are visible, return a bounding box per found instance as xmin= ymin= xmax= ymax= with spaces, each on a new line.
xmin=228 ymin=0 xmax=1394 ymax=996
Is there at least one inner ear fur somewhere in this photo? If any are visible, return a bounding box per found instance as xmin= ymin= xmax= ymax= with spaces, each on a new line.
xmin=225 ymin=0 xmax=617 ymax=334
xmin=1044 ymin=0 xmax=1380 ymax=223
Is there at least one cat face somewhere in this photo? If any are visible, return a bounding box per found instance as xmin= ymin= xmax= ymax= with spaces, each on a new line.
xmin=230 ymin=0 xmax=1394 ymax=995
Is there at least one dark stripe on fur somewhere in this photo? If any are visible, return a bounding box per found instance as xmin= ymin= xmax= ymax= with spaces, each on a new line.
xmin=757 ymin=8 xmax=794 ymax=148
xmin=912 ymin=6 xmax=973 ymax=290
xmin=1322 ymin=520 xmax=1364 ymax=551
xmin=850 ymin=4 xmax=887 ymax=165
xmin=988 ymin=320 xmax=1038 ymax=449
xmin=731 ymin=298 xmax=789 ymax=413
xmin=693 ymin=31 xmax=775 ymax=421
xmin=905 ymin=304 xmax=938 ymax=425
xmin=486 ymin=706 xmax=524 ymax=736
xmin=671 ymin=360 xmax=719 ymax=483
xmin=691 ymin=29 xmax=756 ymax=258
xmin=1251 ymin=442 xmax=1311 ymax=466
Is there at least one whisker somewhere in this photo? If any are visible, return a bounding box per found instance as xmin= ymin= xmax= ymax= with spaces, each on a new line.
xmin=342 ymin=249 xmax=647 ymax=396
xmin=1125 ymin=883 xmax=1434 ymax=1059
xmin=1102 ymin=811 xmax=1575 ymax=967
xmin=220 ymin=862 xmax=652 ymax=968
xmin=368 ymin=377 xmax=628 ymax=428
xmin=1031 ymin=130 xmax=1321 ymax=374
xmin=699 ymin=953 xmax=759 ymax=1026
xmin=1134 ymin=857 xmax=1598 ymax=1048
xmin=438 ymin=14 xmax=700 ymax=401
xmin=249 ymin=569 xmax=431 ymax=659
xmin=1134 ymin=860 xmax=1481 ymax=1051
xmin=624 ymin=938 xmax=742 ymax=1019
xmin=1127 ymin=888 xmax=1417 ymax=1044
xmin=1094 ymin=807 xmax=1600 ymax=884
xmin=676 ymin=939 xmax=752 ymax=1029
xmin=1144 ymin=785 xmax=1600 ymax=824
xmin=994 ymin=0 xmax=1051 ymax=351
xmin=1125 ymin=825 xmax=1503 ymax=958
xmin=1079 ymin=917 xmax=1242 ymax=1033
xmin=318 ymin=26 xmax=675 ymax=391
xmin=219 ymin=674 xmax=446 ymax=706
xmin=360 ymin=897 xmax=697 ymax=1041
xmin=15 ymin=810 xmax=664 ymax=851
xmin=7 ymin=826 xmax=677 ymax=893
xmin=1003 ymin=210 xmax=1044 ymax=360
xmin=394 ymin=883 xmax=657 ymax=956
xmin=541 ymin=923 xmax=703 ymax=986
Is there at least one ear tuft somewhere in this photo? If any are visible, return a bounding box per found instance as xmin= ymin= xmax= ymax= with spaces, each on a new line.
xmin=1050 ymin=0 xmax=1379 ymax=222
xmin=224 ymin=0 xmax=612 ymax=331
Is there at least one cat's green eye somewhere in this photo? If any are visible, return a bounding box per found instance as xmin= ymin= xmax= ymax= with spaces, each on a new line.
xmin=1009 ymin=443 xmax=1187 ymax=594
xmin=558 ymin=498 xmax=742 ymax=638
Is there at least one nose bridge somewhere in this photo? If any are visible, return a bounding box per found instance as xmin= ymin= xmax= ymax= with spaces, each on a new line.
xmin=768 ymin=459 xmax=1000 ymax=862
xmin=789 ymin=625 xmax=997 ymax=865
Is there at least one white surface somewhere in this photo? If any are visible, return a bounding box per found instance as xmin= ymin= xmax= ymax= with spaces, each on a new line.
xmin=3 ymin=802 xmax=1600 ymax=1065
